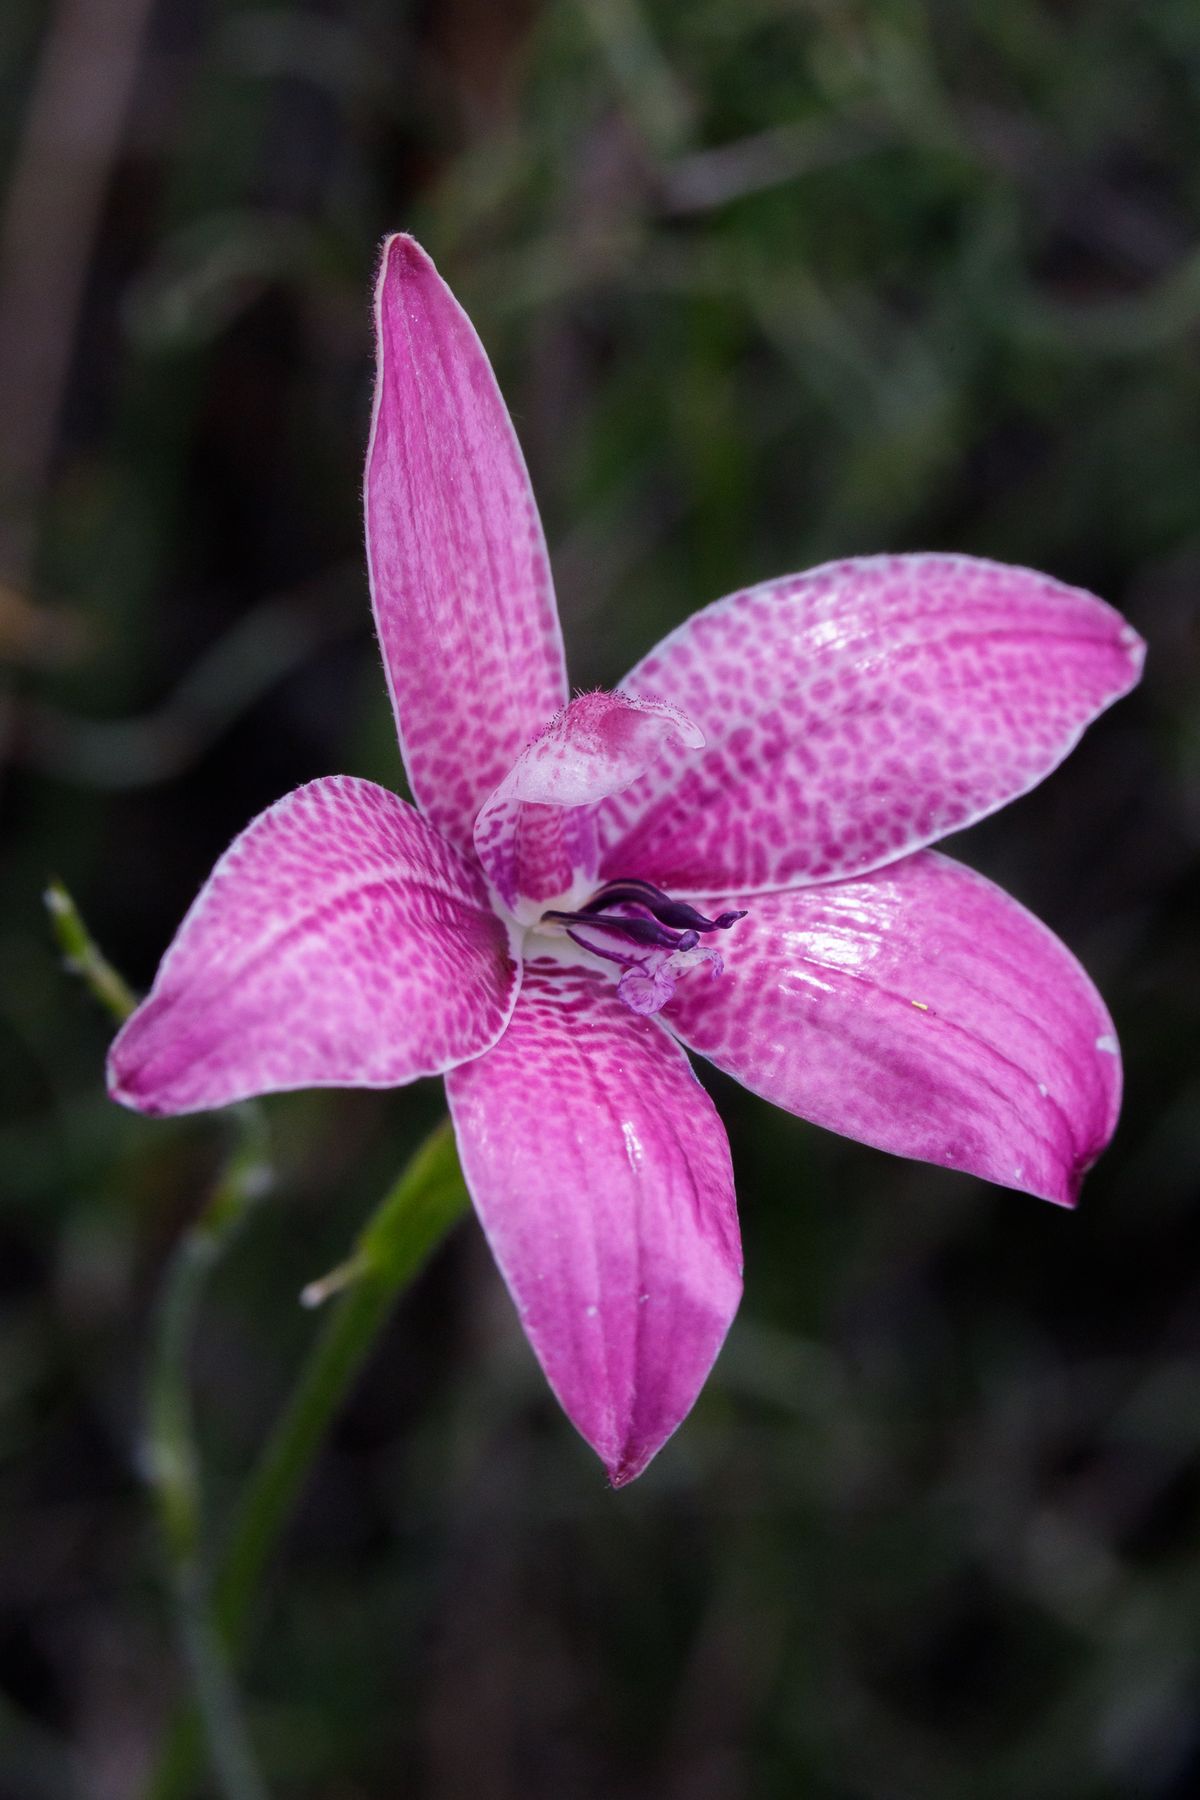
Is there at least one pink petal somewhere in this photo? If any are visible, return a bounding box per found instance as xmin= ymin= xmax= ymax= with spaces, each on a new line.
xmin=600 ymin=554 xmax=1145 ymax=894
xmin=108 ymin=777 xmax=519 ymax=1115
xmin=664 ymin=852 xmax=1123 ymax=1207
xmin=445 ymin=959 xmax=741 ymax=1484
xmin=365 ymin=235 xmax=568 ymax=850
xmin=474 ymin=690 xmax=703 ymax=918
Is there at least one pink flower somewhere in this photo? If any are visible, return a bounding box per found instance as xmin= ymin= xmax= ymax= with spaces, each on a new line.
xmin=109 ymin=235 xmax=1145 ymax=1486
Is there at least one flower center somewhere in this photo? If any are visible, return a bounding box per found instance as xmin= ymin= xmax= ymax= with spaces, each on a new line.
xmin=540 ymin=878 xmax=747 ymax=1017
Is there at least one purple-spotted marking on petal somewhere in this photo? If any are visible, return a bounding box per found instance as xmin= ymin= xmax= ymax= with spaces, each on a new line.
xmin=544 ymin=876 xmax=746 ymax=1015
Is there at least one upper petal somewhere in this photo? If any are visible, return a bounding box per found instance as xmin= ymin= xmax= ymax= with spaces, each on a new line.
xmin=599 ymin=554 xmax=1145 ymax=894
xmin=365 ymin=235 xmax=569 ymax=850
xmin=445 ymin=959 xmax=741 ymax=1485
xmin=474 ymin=690 xmax=703 ymax=919
xmin=108 ymin=777 xmax=520 ymax=1115
xmin=663 ymin=852 xmax=1123 ymax=1207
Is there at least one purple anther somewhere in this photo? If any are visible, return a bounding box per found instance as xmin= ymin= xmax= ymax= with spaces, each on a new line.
xmin=543 ymin=877 xmax=748 ymax=1017
xmin=579 ymin=878 xmax=747 ymax=936
xmin=543 ymin=909 xmax=698 ymax=953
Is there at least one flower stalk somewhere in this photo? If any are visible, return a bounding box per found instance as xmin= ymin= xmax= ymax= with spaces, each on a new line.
xmin=146 ymin=1118 xmax=470 ymax=1800
xmin=46 ymin=884 xmax=272 ymax=1798
xmin=145 ymin=1101 xmax=273 ymax=1800
xmin=44 ymin=878 xmax=137 ymax=1024
xmin=49 ymin=890 xmax=468 ymax=1796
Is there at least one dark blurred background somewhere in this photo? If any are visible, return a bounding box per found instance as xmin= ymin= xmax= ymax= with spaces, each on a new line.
xmin=2 ymin=2 xmax=1198 ymax=1796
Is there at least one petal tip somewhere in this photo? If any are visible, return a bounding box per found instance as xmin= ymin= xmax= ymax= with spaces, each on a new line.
xmin=105 ymin=1064 xmax=134 ymax=1109
xmin=106 ymin=1045 xmax=162 ymax=1117
xmin=1044 ymin=1172 xmax=1084 ymax=1211
xmin=604 ymin=1430 xmax=663 ymax=1489
xmin=1023 ymin=1136 xmax=1108 ymax=1211
xmin=1118 ymin=620 xmax=1147 ymax=683
xmin=106 ymin=1011 xmax=177 ymax=1117
xmin=380 ymin=231 xmax=435 ymax=281
xmin=607 ymin=1456 xmax=648 ymax=1490
xmin=1058 ymin=1134 xmax=1114 ymax=1210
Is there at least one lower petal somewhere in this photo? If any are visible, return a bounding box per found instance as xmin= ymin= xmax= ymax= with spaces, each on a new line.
xmin=445 ymin=959 xmax=741 ymax=1484
xmin=664 ymin=852 xmax=1122 ymax=1207
xmin=108 ymin=777 xmax=519 ymax=1114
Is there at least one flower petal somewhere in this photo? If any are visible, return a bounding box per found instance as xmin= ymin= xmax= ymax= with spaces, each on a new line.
xmin=474 ymin=690 xmax=703 ymax=919
xmin=108 ymin=777 xmax=519 ymax=1115
xmin=366 ymin=235 xmax=569 ymax=849
xmin=664 ymin=852 xmax=1122 ymax=1207
xmin=445 ymin=959 xmax=741 ymax=1484
xmin=600 ymin=554 xmax=1145 ymax=894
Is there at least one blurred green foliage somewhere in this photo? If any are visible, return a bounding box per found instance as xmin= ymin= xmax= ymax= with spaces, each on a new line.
xmin=1 ymin=1 xmax=1197 ymax=1796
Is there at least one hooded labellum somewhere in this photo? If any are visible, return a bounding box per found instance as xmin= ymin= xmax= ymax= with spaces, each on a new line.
xmin=109 ymin=235 xmax=1146 ymax=1486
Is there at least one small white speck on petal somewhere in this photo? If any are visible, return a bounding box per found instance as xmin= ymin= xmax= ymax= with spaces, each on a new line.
xmin=585 ymin=1304 xmax=598 ymax=1319
xmin=1038 ymin=1082 xmax=1049 ymax=1097
xmin=622 ymin=1120 xmax=645 ymax=1169
xmin=1095 ymin=1034 xmax=1119 ymax=1055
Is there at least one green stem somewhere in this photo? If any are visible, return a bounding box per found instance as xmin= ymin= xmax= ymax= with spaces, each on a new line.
xmin=146 ymin=1104 xmax=273 ymax=1800
xmin=44 ymin=878 xmax=137 ymax=1023
xmin=172 ymin=1566 xmax=270 ymax=1800
xmin=46 ymin=883 xmax=272 ymax=1798
xmin=46 ymin=886 xmax=470 ymax=1798
xmin=145 ymin=1118 xmax=470 ymax=1800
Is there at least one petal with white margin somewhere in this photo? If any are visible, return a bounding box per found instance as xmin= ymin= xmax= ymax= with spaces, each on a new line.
xmin=446 ymin=959 xmax=741 ymax=1484
xmin=664 ymin=851 xmax=1122 ymax=1207
xmin=366 ymin=235 xmax=569 ymax=850
xmin=600 ymin=554 xmax=1145 ymax=894
xmin=108 ymin=777 xmax=520 ymax=1114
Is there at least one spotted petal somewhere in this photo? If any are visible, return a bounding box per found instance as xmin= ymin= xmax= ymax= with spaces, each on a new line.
xmin=366 ymin=235 xmax=569 ymax=850
xmin=600 ymin=554 xmax=1145 ymax=894
xmin=446 ymin=960 xmax=741 ymax=1484
xmin=664 ymin=852 xmax=1122 ymax=1207
xmin=108 ymin=777 xmax=519 ymax=1115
